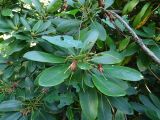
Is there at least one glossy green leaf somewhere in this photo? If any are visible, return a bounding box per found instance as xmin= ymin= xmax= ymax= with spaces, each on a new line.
xmin=47 ymin=0 xmax=62 ymax=13
xmin=20 ymin=17 xmax=31 ymax=31
xmin=130 ymin=102 xmax=145 ymax=112
xmin=2 ymin=8 xmax=13 ymax=17
xmin=21 ymin=0 xmax=31 ymax=4
xmin=80 ymin=30 xmax=99 ymax=53
xmin=42 ymin=35 xmax=83 ymax=49
xmin=90 ymin=22 xmax=106 ymax=41
xmin=103 ymin=65 xmax=144 ymax=81
xmin=23 ymin=51 xmax=65 ymax=63
xmin=106 ymin=34 xmax=116 ymax=50
xmin=0 ymin=100 xmax=22 ymax=112
xmin=6 ymin=21 xmax=14 ymax=29
xmin=121 ymin=43 xmax=138 ymax=57
xmin=118 ymin=37 xmax=130 ymax=51
xmin=32 ymin=0 xmax=42 ymax=13
xmin=25 ymin=77 xmax=34 ymax=99
xmin=78 ymin=62 xmax=93 ymax=70
xmin=37 ymin=20 xmax=51 ymax=33
xmin=98 ymin=95 xmax=112 ymax=120
xmin=58 ymin=93 xmax=74 ymax=108
xmin=92 ymin=73 xmax=126 ymax=97
xmin=145 ymin=110 xmax=160 ymax=120
xmin=84 ymin=73 xmax=94 ymax=88
xmin=122 ymin=0 xmax=139 ymax=14
xmin=139 ymin=95 xmax=159 ymax=111
xmin=149 ymin=94 xmax=160 ymax=110
xmin=150 ymin=46 xmax=160 ymax=59
xmin=56 ymin=19 xmax=80 ymax=33
xmin=18 ymin=116 xmax=28 ymax=120
xmin=133 ymin=3 xmax=150 ymax=27
xmin=137 ymin=57 xmax=147 ymax=72
xmin=38 ymin=65 xmax=70 ymax=87
xmin=109 ymin=97 xmax=133 ymax=115
xmin=108 ymin=78 xmax=129 ymax=91
xmin=32 ymin=20 xmax=43 ymax=32
xmin=91 ymin=51 xmax=123 ymax=64
xmin=0 ymin=112 xmax=22 ymax=120
xmin=115 ymin=110 xmax=125 ymax=120
xmin=13 ymin=14 xmax=20 ymax=26
xmin=79 ymin=88 xmax=98 ymax=120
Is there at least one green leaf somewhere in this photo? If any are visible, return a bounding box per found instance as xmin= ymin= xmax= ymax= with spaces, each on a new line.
xmin=105 ymin=0 xmax=115 ymax=8
xmin=150 ymin=46 xmax=160 ymax=59
xmin=19 ymin=116 xmax=28 ymax=120
xmin=21 ymin=0 xmax=32 ymax=4
xmin=137 ymin=57 xmax=147 ymax=72
xmin=108 ymin=78 xmax=129 ymax=91
xmin=32 ymin=20 xmax=43 ymax=32
xmin=121 ymin=43 xmax=138 ymax=57
xmin=115 ymin=110 xmax=125 ymax=120
xmin=92 ymin=73 xmax=126 ymax=97
xmin=145 ymin=110 xmax=160 ymax=120
xmin=38 ymin=65 xmax=70 ymax=87
xmin=106 ymin=34 xmax=116 ymax=50
xmin=20 ymin=17 xmax=31 ymax=31
xmin=78 ymin=62 xmax=93 ymax=70
xmin=98 ymin=96 xmax=112 ymax=120
xmin=23 ymin=51 xmax=65 ymax=63
xmin=0 ymin=18 xmax=11 ymax=29
xmin=79 ymin=88 xmax=98 ymax=120
xmin=58 ymin=93 xmax=74 ymax=108
xmin=13 ymin=14 xmax=20 ymax=26
xmin=42 ymin=35 xmax=83 ymax=49
xmin=37 ymin=27 xmax=56 ymax=35
xmin=0 ymin=112 xmax=22 ymax=120
xmin=47 ymin=0 xmax=62 ymax=13
xmin=66 ymin=107 xmax=74 ymax=120
xmin=37 ymin=20 xmax=52 ymax=33
xmin=4 ymin=41 xmax=24 ymax=56
xmin=80 ymin=30 xmax=99 ymax=53
xmin=122 ymin=0 xmax=139 ymax=14
xmin=130 ymin=102 xmax=145 ymax=112
xmin=84 ymin=73 xmax=94 ymax=88
xmin=90 ymin=21 xmax=107 ymax=41
xmin=133 ymin=3 xmax=150 ymax=27
xmin=25 ymin=77 xmax=34 ymax=99
xmin=2 ymin=8 xmax=13 ymax=17
xmin=6 ymin=19 xmax=16 ymax=30
xmin=109 ymin=97 xmax=133 ymax=115
xmin=118 ymin=37 xmax=130 ymax=51
xmin=0 ymin=100 xmax=22 ymax=112
xmin=139 ymin=95 xmax=159 ymax=111
xmin=56 ymin=19 xmax=80 ymax=33
xmin=64 ymin=9 xmax=79 ymax=16
xmin=103 ymin=65 xmax=143 ymax=81
xmin=149 ymin=94 xmax=160 ymax=110
xmin=91 ymin=51 xmax=123 ymax=64
xmin=32 ymin=0 xmax=42 ymax=13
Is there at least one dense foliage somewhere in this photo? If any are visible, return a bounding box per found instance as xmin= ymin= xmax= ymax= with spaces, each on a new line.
xmin=0 ymin=0 xmax=160 ymax=120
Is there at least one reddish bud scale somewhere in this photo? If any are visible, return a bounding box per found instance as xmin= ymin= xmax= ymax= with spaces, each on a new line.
xmin=98 ymin=64 xmax=103 ymax=73
xmin=69 ymin=60 xmax=77 ymax=71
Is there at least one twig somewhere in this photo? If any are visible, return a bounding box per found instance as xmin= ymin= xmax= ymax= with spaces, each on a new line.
xmin=108 ymin=11 xmax=160 ymax=65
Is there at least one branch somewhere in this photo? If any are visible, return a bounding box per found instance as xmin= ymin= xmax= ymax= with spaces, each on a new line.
xmin=97 ymin=0 xmax=160 ymax=65
xmin=108 ymin=11 xmax=160 ymax=65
